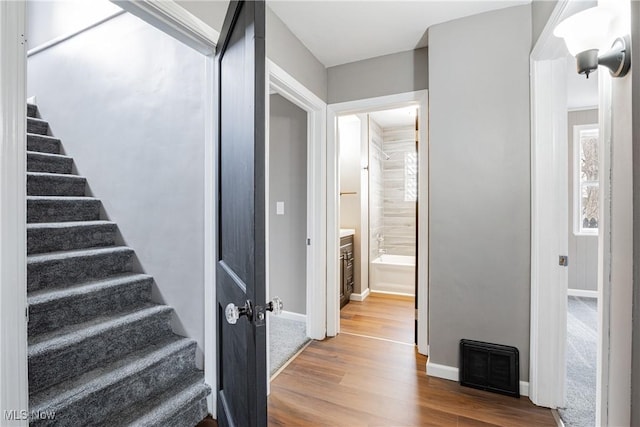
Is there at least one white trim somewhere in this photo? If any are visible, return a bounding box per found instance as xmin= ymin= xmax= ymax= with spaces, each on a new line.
xmin=112 ymin=0 xmax=218 ymax=54
xmin=567 ymin=289 xmax=598 ymax=299
xmin=425 ymin=362 xmax=530 ymax=397
xmin=425 ymin=361 xmax=459 ymax=382
xmin=369 ymin=290 xmax=414 ymax=297
xmin=27 ymin=10 xmax=126 ymax=57
xmin=203 ymin=54 xmax=217 ymax=416
xmin=0 ymin=0 xmax=28 ymax=424
xmin=568 ymin=105 xmax=598 ymax=113
xmin=595 ymin=5 xmax=633 ymax=418
xmin=267 ymin=59 xmax=327 ymax=342
xmin=278 ymin=311 xmax=307 ymax=323
xmin=327 ymin=90 xmax=428 ymax=356
xmin=349 ymin=288 xmax=370 ymax=301
xmin=551 ymin=409 xmax=566 ymax=427
xmin=529 ymin=0 xmax=572 ymax=410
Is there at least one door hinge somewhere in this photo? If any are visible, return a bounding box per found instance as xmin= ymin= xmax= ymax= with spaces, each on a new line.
xmin=307 ymin=238 xmax=311 ymax=246
xmin=415 ymin=309 xmax=418 ymax=320
xmin=559 ymin=255 xmax=569 ymax=267
xmin=25 ymin=306 xmax=29 ymax=322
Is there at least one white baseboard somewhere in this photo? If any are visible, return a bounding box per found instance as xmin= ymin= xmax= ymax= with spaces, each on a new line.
xmin=567 ymin=289 xmax=598 ymax=298
xmin=370 ymin=290 xmax=414 ymax=297
xmin=426 ymin=360 xmax=459 ymax=381
xmin=350 ymin=288 xmax=370 ymax=301
xmin=425 ymin=360 xmax=530 ymax=397
xmin=278 ymin=310 xmax=306 ymax=323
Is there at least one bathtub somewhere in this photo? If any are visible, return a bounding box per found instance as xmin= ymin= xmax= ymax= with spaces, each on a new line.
xmin=370 ymin=254 xmax=415 ymax=295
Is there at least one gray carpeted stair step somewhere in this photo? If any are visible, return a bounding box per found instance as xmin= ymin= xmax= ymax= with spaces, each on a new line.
xmin=28 ymin=304 xmax=174 ymax=395
xmin=28 ymin=117 xmax=50 ymax=135
xmin=27 ymin=220 xmax=117 ymax=254
xmin=29 ymin=336 xmax=198 ymax=427
xmin=27 ymin=196 xmax=101 ymax=223
xmin=28 ymin=273 xmax=153 ymax=336
xmin=108 ymin=371 xmax=210 ymax=427
xmin=27 ymin=151 xmax=73 ymax=174
xmin=27 ymin=172 xmax=86 ymax=196
xmin=27 ymin=133 xmax=61 ymax=154
xmin=27 ymin=246 xmax=134 ymax=291
xmin=28 ymin=103 xmax=38 ymax=118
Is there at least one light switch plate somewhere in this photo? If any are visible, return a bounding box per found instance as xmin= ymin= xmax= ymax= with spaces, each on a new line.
xmin=276 ymin=201 xmax=285 ymax=215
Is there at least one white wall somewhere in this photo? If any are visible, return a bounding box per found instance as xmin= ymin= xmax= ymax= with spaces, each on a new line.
xmin=428 ymin=5 xmax=532 ymax=380
xmin=568 ymin=109 xmax=598 ymax=292
xmin=327 ymin=48 xmax=428 ymax=104
xmin=338 ymin=115 xmax=366 ymax=295
xmin=268 ymin=94 xmax=307 ymax=315
xmin=27 ymin=9 xmax=207 ymax=366
xmin=26 ymin=0 xmax=122 ymax=49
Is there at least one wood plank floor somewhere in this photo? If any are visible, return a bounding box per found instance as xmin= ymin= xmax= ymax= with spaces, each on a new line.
xmin=340 ymin=292 xmax=415 ymax=343
xmin=268 ymin=294 xmax=555 ymax=426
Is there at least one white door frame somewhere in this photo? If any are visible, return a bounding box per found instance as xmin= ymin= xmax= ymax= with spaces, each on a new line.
xmin=529 ymin=54 xmax=569 ymax=409
xmin=265 ymin=59 xmax=327 ymax=342
xmin=0 ymin=1 xmax=28 ymax=425
xmin=326 ymin=91 xmax=429 ymax=355
xmin=530 ymin=1 xmax=634 ymax=423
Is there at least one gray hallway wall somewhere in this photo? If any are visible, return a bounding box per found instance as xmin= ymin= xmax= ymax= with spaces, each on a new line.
xmin=27 ymin=10 xmax=207 ymax=366
xmin=568 ymin=109 xmax=599 ymax=292
xmin=631 ymin=0 xmax=640 ymax=424
xmin=327 ymin=48 xmax=428 ymax=104
xmin=428 ymin=4 xmax=532 ymax=380
xmin=266 ymin=7 xmax=327 ymax=102
xmin=268 ymin=94 xmax=308 ymax=315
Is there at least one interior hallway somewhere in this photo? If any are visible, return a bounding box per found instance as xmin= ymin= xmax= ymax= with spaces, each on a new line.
xmin=268 ymin=294 xmax=555 ymax=426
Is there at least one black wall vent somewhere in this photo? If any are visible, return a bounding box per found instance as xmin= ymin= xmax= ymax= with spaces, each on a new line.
xmin=460 ymin=339 xmax=520 ymax=398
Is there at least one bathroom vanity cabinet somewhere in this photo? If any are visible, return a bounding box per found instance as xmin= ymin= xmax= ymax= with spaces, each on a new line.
xmin=340 ymin=234 xmax=354 ymax=309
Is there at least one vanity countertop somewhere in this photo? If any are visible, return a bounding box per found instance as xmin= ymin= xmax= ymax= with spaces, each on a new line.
xmin=340 ymin=228 xmax=355 ymax=238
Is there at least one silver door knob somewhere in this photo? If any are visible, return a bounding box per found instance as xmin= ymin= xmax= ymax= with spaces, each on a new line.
xmin=266 ymin=296 xmax=283 ymax=315
xmin=225 ymin=300 xmax=253 ymax=324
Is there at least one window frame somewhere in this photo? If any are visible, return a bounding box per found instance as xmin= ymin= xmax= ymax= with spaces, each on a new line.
xmin=573 ymin=123 xmax=600 ymax=236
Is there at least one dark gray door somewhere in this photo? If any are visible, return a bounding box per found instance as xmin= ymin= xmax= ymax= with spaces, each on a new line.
xmin=215 ymin=1 xmax=266 ymax=426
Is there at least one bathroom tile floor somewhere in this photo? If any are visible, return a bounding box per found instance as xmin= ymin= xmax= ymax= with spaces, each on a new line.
xmin=268 ymin=293 xmax=555 ymax=426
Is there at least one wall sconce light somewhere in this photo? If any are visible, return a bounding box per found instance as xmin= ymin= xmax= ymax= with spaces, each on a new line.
xmin=554 ymin=6 xmax=631 ymax=79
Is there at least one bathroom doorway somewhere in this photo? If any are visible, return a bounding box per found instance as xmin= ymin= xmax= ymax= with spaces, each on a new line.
xmin=328 ymin=91 xmax=428 ymax=352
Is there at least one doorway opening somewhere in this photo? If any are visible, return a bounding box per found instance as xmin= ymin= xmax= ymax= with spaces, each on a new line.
xmin=264 ymin=60 xmax=327 ymax=385
xmin=327 ymin=91 xmax=428 ymax=354
xmin=337 ymin=107 xmax=418 ymax=345
xmin=266 ymin=92 xmax=312 ymax=377
xmin=562 ymin=48 xmax=600 ymax=426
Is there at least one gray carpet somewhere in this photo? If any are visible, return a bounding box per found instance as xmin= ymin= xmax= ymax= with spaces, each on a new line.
xmin=559 ymin=296 xmax=597 ymax=427
xmin=26 ymin=103 xmax=209 ymax=426
xmin=269 ymin=316 xmax=310 ymax=376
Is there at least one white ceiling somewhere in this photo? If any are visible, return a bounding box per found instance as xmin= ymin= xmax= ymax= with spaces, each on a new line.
xmin=369 ymin=106 xmax=417 ymax=128
xmin=269 ymin=0 xmax=530 ymax=67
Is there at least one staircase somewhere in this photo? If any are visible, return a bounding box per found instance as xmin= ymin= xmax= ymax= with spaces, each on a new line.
xmin=26 ymin=103 xmax=210 ymax=427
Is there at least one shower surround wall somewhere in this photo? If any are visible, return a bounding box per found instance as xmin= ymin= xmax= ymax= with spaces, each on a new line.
xmin=382 ymin=125 xmax=417 ymax=256
xmin=369 ymin=120 xmax=417 ymax=257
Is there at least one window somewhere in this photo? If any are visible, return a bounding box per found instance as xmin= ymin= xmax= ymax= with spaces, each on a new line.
xmin=404 ymin=152 xmax=417 ymax=202
xmin=573 ymin=124 xmax=599 ymax=235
